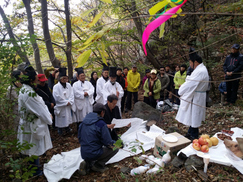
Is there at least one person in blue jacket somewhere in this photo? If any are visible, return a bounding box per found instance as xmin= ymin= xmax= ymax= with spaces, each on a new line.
xmin=219 ymin=81 xmax=227 ymax=104
xmin=78 ymin=103 xmax=119 ymax=175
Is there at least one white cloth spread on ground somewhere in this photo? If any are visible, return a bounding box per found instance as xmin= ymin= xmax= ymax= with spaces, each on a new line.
xmin=178 ymin=127 xmax=243 ymax=174
xmin=44 ymin=118 xmax=165 ymax=182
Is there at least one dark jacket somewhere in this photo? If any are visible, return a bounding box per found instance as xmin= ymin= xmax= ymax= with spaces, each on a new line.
xmin=116 ymin=75 xmax=125 ymax=89
xmin=223 ymin=52 xmax=243 ymax=78
xmin=78 ymin=112 xmax=115 ymax=161
xmin=36 ymin=84 xmax=56 ymax=110
xmin=219 ymin=82 xmax=227 ymax=94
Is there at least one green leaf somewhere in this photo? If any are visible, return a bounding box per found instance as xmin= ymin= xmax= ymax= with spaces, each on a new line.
xmin=81 ymin=8 xmax=96 ymax=18
xmin=131 ymin=148 xmax=137 ymax=153
xmin=87 ymin=11 xmax=104 ymax=28
xmin=77 ymin=50 xmax=92 ymax=67
xmin=100 ymin=0 xmax=112 ymax=4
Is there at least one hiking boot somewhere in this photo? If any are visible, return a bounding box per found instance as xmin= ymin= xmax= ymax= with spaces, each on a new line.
xmin=79 ymin=161 xmax=87 ymax=175
xmin=91 ymin=165 xmax=109 ymax=173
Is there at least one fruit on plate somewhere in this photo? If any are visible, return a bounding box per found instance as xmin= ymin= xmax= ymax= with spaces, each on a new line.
xmin=201 ymin=134 xmax=210 ymax=139
xmin=210 ymin=137 xmax=219 ymax=146
xmin=193 ymin=139 xmax=199 ymax=144
xmin=206 ymin=139 xmax=212 ymax=147
xmin=221 ymin=129 xmax=234 ymax=136
xmin=192 ymin=142 xmax=201 ymax=151
xmin=201 ymin=145 xmax=209 ymax=153
xmin=198 ymin=137 xmax=208 ymax=146
xmin=217 ymin=133 xmax=232 ymax=141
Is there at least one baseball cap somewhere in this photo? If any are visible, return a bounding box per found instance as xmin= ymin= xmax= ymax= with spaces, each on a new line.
xmin=38 ymin=74 xmax=48 ymax=82
xmin=151 ymin=69 xmax=157 ymax=74
xmin=232 ymin=44 xmax=240 ymax=50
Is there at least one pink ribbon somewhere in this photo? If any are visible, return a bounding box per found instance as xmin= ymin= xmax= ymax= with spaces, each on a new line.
xmin=142 ymin=0 xmax=187 ymax=55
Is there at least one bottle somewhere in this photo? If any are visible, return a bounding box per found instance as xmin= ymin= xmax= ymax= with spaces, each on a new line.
xmin=130 ymin=166 xmax=149 ymax=176
xmin=162 ymin=150 xmax=171 ymax=163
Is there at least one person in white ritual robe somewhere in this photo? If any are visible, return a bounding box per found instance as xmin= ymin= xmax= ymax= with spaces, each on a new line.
xmin=18 ymin=64 xmax=52 ymax=176
xmin=95 ymin=63 xmax=110 ymax=104
xmin=53 ymin=67 xmax=76 ymax=135
xmin=176 ymin=48 xmax=209 ymax=140
xmin=103 ymin=67 xmax=124 ymax=115
xmin=73 ymin=67 xmax=94 ymax=129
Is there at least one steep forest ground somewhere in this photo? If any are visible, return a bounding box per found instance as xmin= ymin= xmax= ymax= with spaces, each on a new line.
xmin=33 ymin=88 xmax=243 ymax=182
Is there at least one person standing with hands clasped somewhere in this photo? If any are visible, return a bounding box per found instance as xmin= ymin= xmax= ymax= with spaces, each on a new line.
xmin=223 ymin=44 xmax=243 ymax=105
xmin=176 ymin=48 xmax=209 ymax=140
xmin=143 ymin=69 xmax=161 ymax=108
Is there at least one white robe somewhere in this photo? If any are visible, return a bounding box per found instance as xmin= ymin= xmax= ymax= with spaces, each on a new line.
xmin=176 ymin=63 xmax=209 ymax=128
xmin=73 ymin=80 xmax=94 ymax=122
xmin=103 ymin=81 xmax=124 ymax=113
xmin=53 ymin=82 xmax=76 ymax=128
xmin=95 ymin=76 xmax=109 ymax=104
xmin=18 ymin=84 xmax=52 ymax=156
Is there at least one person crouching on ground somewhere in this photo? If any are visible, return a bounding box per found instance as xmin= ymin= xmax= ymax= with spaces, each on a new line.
xmin=78 ymin=103 xmax=119 ymax=175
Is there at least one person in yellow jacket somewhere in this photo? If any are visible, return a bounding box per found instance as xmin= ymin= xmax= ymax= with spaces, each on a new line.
xmin=173 ymin=64 xmax=187 ymax=105
xmin=125 ymin=65 xmax=140 ymax=112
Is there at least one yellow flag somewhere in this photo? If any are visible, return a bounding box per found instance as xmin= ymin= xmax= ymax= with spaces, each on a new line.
xmin=77 ymin=50 xmax=92 ymax=67
xmin=149 ymin=0 xmax=170 ymax=21
xmin=87 ymin=11 xmax=104 ymax=28
xmin=159 ymin=23 xmax=165 ymax=38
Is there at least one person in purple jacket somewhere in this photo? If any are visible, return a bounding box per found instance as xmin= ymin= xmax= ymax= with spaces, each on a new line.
xmin=142 ymin=69 xmax=151 ymax=87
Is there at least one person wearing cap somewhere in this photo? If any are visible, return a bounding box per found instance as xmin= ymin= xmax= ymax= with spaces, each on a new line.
xmin=173 ymin=64 xmax=187 ymax=105
xmin=36 ymin=74 xmax=56 ymax=129
xmin=157 ymin=66 xmax=170 ymax=100
xmin=18 ymin=64 xmax=53 ymax=176
xmin=121 ymin=67 xmax=129 ymax=112
xmin=143 ymin=69 xmax=161 ymax=108
xmin=78 ymin=103 xmax=118 ymax=175
xmin=103 ymin=67 xmax=124 ymax=115
xmin=175 ymin=48 xmax=209 ymax=140
xmin=125 ymin=65 xmax=140 ymax=112
xmin=142 ymin=69 xmax=151 ymax=87
xmin=73 ymin=67 xmax=94 ymax=129
xmin=7 ymin=70 xmax=23 ymax=132
xmin=223 ymin=44 xmax=243 ymax=105
xmin=95 ymin=63 xmax=110 ymax=104
xmin=53 ymin=67 xmax=76 ymax=135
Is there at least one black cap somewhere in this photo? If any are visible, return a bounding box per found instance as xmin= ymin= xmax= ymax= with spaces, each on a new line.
xmin=145 ymin=69 xmax=150 ymax=73
xmin=75 ymin=67 xmax=84 ymax=76
xmin=102 ymin=63 xmax=110 ymax=71
xmin=189 ymin=47 xmax=202 ymax=63
xmin=109 ymin=67 xmax=117 ymax=77
xmin=93 ymin=103 xmax=106 ymax=113
xmin=59 ymin=67 xmax=67 ymax=78
xmin=117 ymin=67 xmax=122 ymax=71
xmin=232 ymin=44 xmax=240 ymax=50
xmin=21 ymin=63 xmax=37 ymax=83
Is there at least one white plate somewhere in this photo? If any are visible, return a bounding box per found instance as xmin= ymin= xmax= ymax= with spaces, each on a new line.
xmin=162 ymin=134 xmax=178 ymax=143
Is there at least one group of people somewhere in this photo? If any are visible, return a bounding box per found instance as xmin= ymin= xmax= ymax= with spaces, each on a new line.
xmin=7 ymin=44 xmax=242 ymax=177
xmin=141 ymin=64 xmax=188 ymax=108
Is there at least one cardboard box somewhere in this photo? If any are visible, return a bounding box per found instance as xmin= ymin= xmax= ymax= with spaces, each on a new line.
xmin=153 ymin=132 xmax=191 ymax=158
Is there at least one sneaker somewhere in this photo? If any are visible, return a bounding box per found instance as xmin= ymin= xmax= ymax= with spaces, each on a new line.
xmin=91 ymin=165 xmax=109 ymax=173
xmin=79 ymin=161 xmax=87 ymax=175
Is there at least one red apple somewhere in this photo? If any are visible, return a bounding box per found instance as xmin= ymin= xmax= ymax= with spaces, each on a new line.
xmin=192 ymin=142 xmax=201 ymax=151
xmin=193 ymin=139 xmax=199 ymax=144
xmin=201 ymin=145 xmax=209 ymax=153
xmin=198 ymin=137 xmax=208 ymax=146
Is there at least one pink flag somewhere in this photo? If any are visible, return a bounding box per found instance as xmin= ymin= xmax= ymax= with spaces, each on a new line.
xmin=142 ymin=0 xmax=187 ymax=55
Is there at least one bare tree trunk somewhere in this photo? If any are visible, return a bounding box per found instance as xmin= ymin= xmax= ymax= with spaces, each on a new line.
xmin=64 ymin=0 xmax=72 ymax=78
xmin=40 ymin=0 xmax=60 ymax=67
xmin=0 ymin=5 xmax=29 ymax=64
xmin=23 ymin=0 xmax=43 ymax=73
xmin=130 ymin=0 xmax=160 ymax=68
